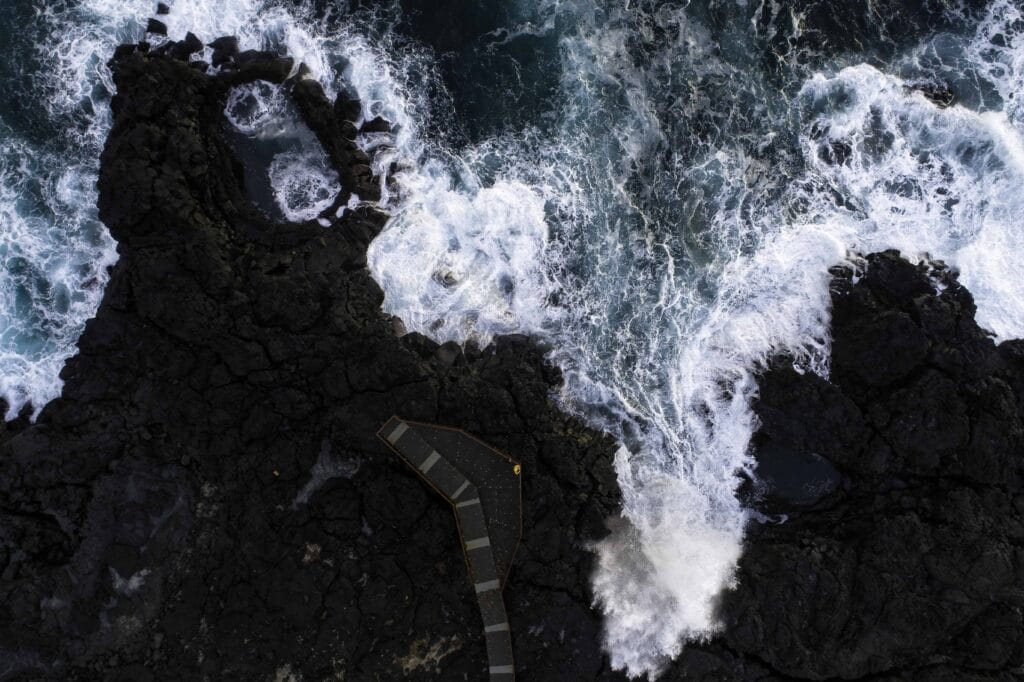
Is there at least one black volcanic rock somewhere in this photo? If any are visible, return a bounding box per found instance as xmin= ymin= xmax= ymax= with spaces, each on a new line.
xmin=208 ymin=35 xmax=239 ymax=67
xmin=0 ymin=37 xmax=620 ymax=681
xmin=333 ymin=90 xmax=362 ymax=123
xmin=289 ymin=69 xmax=381 ymax=202
xmin=360 ymin=115 xmax=392 ymax=134
xmin=227 ymin=49 xmax=294 ymax=85
xmin=145 ymin=18 xmax=167 ymax=36
xmin=730 ymin=251 xmax=1024 ymax=679
xmin=170 ymin=31 xmax=203 ymax=61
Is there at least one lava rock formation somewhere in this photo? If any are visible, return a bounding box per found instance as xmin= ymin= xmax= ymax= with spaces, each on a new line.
xmin=0 ymin=36 xmax=619 ymax=681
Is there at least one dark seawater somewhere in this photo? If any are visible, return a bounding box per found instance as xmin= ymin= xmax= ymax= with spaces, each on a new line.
xmin=2 ymin=0 xmax=1023 ymax=676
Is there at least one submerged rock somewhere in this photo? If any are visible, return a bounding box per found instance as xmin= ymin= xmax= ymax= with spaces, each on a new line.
xmin=914 ymin=82 xmax=957 ymax=108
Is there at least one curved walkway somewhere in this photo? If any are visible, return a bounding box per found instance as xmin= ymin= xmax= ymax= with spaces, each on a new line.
xmin=378 ymin=417 xmax=522 ymax=681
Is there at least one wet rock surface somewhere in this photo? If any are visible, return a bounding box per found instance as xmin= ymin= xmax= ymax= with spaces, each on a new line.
xmin=1 ymin=33 xmax=1022 ymax=682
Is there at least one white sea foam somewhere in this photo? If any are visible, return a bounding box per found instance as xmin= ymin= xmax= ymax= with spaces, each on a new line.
xmin=0 ymin=0 xmax=138 ymax=418
xmin=798 ymin=63 xmax=1024 ymax=339
xmin=269 ymin=148 xmax=338 ymax=222
xmin=367 ymin=170 xmax=558 ymax=341
xmin=225 ymin=82 xmax=291 ymax=137
xmin=359 ymin=1 xmax=1024 ymax=677
xmin=226 ymin=80 xmax=341 ymax=222
xmin=0 ymin=135 xmax=117 ymax=420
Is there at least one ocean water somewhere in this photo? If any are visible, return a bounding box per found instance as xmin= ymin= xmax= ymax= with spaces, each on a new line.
xmin=3 ymin=0 xmax=1024 ymax=677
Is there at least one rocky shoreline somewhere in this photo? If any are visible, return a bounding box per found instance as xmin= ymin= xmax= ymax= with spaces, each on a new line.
xmin=0 ymin=35 xmax=1021 ymax=681
xmin=733 ymin=252 xmax=1024 ymax=680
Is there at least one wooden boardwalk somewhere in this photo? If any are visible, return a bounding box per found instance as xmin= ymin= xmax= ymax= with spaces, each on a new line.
xmin=378 ymin=417 xmax=522 ymax=681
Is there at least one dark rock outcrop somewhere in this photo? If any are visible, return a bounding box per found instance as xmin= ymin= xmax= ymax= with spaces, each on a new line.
xmin=289 ymin=67 xmax=381 ymax=204
xmin=145 ymin=19 xmax=167 ymax=36
xmin=360 ymin=115 xmax=392 ymax=134
xmin=207 ymin=35 xmax=239 ymax=68
xmin=726 ymin=252 xmax=1024 ymax=680
xmin=0 ymin=37 xmax=619 ymax=681
xmin=166 ymin=32 xmax=203 ymax=62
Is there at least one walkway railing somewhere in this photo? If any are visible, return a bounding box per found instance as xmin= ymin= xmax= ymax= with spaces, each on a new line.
xmin=378 ymin=417 xmax=522 ymax=681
